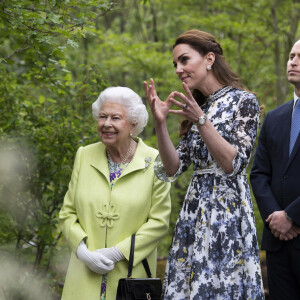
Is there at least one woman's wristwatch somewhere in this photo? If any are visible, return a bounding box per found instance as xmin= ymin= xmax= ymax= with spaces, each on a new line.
xmin=194 ymin=114 xmax=207 ymax=126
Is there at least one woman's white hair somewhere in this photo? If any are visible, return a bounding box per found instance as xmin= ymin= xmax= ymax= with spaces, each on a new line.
xmin=92 ymin=86 xmax=148 ymax=137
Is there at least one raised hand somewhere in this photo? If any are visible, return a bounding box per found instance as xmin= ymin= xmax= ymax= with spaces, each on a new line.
xmin=144 ymin=78 xmax=172 ymax=126
xmin=168 ymin=82 xmax=204 ymax=123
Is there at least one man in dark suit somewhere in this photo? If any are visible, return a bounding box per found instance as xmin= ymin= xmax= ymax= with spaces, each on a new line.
xmin=250 ymin=40 xmax=300 ymax=300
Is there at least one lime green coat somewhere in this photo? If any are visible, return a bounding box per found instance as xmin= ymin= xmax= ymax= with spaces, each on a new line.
xmin=59 ymin=138 xmax=171 ymax=300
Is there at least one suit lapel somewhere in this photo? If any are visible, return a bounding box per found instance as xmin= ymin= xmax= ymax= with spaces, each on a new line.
xmin=284 ymin=100 xmax=298 ymax=172
xmin=287 ymin=131 xmax=300 ymax=166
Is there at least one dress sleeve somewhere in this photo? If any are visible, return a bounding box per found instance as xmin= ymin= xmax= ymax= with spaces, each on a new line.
xmin=154 ymin=134 xmax=192 ymax=182
xmin=226 ymin=92 xmax=260 ymax=177
xmin=59 ymin=147 xmax=87 ymax=252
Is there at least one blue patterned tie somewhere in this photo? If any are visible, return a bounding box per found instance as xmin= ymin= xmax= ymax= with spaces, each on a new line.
xmin=289 ymin=98 xmax=300 ymax=155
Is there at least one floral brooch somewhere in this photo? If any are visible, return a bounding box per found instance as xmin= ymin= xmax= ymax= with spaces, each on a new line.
xmin=143 ymin=157 xmax=152 ymax=172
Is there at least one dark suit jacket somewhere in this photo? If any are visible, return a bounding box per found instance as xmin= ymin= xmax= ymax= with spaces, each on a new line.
xmin=250 ymin=99 xmax=300 ymax=251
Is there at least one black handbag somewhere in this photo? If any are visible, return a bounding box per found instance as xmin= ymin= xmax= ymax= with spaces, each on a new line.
xmin=116 ymin=234 xmax=162 ymax=300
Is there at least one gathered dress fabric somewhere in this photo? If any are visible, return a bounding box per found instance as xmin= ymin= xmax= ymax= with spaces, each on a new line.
xmin=155 ymin=86 xmax=265 ymax=300
xmin=59 ymin=138 xmax=171 ymax=300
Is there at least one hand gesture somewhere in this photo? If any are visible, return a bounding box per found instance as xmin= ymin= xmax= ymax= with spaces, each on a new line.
xmin=168 ymin=82 xmax=204 ymax=123
xmin=144 ymin=78 xmax=172 ymax=126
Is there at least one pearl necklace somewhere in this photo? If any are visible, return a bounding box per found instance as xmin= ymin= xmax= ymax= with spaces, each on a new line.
xmin=107 ymin=139 xmax=134 ymax=166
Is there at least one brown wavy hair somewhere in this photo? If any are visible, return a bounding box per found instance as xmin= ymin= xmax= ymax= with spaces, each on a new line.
xmin=173 ymin=30 xmax=244 ymax=136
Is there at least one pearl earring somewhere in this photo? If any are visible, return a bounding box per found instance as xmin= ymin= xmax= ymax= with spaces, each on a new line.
xmin=207 ymin=65 xmax=212 ymax=70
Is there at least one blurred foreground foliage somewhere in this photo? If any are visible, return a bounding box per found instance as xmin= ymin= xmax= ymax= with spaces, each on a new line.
xmin=1 ymin=0 xmax=300 ymax=298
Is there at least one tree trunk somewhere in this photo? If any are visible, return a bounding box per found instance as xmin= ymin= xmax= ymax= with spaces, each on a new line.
xmin=283 ymin=0 xmax=300 ymax=100
xmin=270 ymin=2 xmax=284 ymax=106
xmin=149 ymin=0 xmax=158 ymax=42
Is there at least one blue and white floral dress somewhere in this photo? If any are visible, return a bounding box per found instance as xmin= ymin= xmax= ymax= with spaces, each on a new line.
xmin=155 ymin=86 xmax=265 ymax=300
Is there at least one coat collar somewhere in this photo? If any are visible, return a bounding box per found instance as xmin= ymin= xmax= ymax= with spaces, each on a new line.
xmin=89 ymin=138 xmax=153 ymax=182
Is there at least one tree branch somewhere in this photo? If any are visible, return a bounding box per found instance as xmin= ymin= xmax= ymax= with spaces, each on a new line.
xmin=1 ymin=44 xmax=32 ymax=62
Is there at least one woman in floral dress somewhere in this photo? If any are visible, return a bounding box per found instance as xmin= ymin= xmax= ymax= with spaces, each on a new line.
xmin=144 ymin=30 xmax=265 ymax=299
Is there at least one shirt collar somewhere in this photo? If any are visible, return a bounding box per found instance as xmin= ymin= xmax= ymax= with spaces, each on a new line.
xmin=293 ymin=92 xmax=299 ymax=108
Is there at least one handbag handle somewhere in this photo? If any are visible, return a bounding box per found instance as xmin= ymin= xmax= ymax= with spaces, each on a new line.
xmin=127 ymin=234 xmax=152 ymax=279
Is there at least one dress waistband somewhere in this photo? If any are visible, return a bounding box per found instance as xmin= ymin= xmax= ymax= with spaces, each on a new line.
xmin=192 ymin=167 xmax=246 ymax=177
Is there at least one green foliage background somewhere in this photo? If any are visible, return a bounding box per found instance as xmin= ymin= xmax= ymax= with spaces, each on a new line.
xmin=0 ymin=0 xmax=300 ymax=298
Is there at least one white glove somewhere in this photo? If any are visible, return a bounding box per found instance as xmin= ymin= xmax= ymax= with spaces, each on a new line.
xmin=96 ymin=246 xmax=125 ymax=263
xmin=76 ymin=240 xmax=115 ymax=274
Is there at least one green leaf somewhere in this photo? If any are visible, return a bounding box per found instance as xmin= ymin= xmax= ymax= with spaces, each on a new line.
xmin=47 ymin=98 xmax=57 ymax=103
xmin=38 ymin=96 xmax=45 ymax=104
xmin=48 ymin=13 xmax=62 ymax=24
xmin=66 ymin=39 xmax=79 ymax=48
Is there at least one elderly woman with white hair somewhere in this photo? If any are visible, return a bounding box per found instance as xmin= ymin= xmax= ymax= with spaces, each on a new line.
xmin=59 ymin=87 xmax=171 ymax=300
